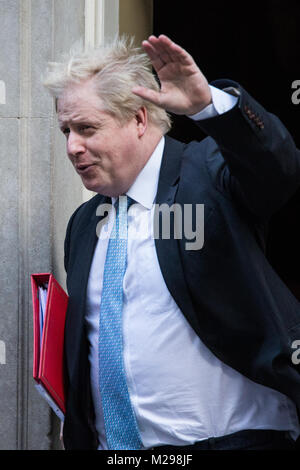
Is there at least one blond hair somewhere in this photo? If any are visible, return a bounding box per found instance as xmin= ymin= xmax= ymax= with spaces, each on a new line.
xmin=43 ymin=36 xmax=171 ymax=134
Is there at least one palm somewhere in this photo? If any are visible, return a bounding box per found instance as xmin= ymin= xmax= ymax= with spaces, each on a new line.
xmin=132 ymin=35 xmax=211 ymax=115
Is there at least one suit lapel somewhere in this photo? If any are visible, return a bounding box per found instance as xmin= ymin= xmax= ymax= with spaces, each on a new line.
xmin=66 ymin=194 xmax=110 ymax=381
xmin=155 ymin=136 xmax=201 ymax=335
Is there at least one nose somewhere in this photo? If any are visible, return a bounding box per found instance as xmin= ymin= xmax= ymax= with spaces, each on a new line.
xmin=67 ymin=131 xmax=86 ymax=158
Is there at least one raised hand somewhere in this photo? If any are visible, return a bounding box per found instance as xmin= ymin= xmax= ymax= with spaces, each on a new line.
xmin=132 ymin=35 xmax=212 ymax=116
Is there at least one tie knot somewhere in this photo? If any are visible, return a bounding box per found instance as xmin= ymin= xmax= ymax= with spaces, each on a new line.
xmin=115 ymin=196 xmax=135 ymax=213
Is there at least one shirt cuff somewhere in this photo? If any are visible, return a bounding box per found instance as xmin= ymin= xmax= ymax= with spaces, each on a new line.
xmin=187 ymin=85 xmax=238 ymax=121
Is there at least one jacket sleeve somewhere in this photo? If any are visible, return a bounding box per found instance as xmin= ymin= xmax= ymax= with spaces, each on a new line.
xmin=197 ymin=79 xmax=300 ymax=219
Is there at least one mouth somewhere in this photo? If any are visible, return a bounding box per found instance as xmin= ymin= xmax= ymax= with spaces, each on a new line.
xmin=75 ymin=163 xmax=95 ymax=174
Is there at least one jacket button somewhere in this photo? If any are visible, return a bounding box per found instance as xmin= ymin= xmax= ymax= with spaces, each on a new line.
xmin=244 ymin=105 xmax=264 ymax=128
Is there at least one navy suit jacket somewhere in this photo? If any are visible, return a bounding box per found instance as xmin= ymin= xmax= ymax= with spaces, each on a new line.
xmin=62 ymin=81 xmax=300 ymax=449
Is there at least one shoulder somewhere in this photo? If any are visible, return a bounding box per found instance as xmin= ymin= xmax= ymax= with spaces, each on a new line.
xmin=64 ymin=193 xmax=108 ymax=271
xmin=164 ymin=133 xmax=223 ymax=174
xmin=66 ymin=193 xmax=107 ymax=237
xmin=180 ymin=135 xmax=229 ymax=191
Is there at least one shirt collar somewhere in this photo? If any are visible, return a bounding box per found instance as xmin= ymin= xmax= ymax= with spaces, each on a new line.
xmin=112 ymin=136 xmax=165 ymax=209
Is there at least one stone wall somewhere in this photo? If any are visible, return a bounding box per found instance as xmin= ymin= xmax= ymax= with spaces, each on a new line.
xmin=0 ymin=0 xmax=84 ymax=450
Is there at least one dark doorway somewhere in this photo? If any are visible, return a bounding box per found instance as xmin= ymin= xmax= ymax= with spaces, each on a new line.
xmin=153 ymin=0 xmax=300 ymax=300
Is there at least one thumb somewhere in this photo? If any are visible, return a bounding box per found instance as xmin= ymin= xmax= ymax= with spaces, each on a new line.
xmin=132 ymin=86 xmax=163 ymax=107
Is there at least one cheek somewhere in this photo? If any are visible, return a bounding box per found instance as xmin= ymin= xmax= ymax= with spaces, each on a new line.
xmin=67 ymin=153 xmax=75 ymax=166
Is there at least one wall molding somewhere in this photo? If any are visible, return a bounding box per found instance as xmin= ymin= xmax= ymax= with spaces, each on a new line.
xmin=18 ymin=0 xmax=32 ymax=450
xmin=83 ymin=0 xmax=119 ymax=203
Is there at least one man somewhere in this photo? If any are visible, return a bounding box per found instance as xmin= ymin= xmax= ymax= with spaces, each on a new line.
xmin=44 ymin=35 xmax=300 ymax=450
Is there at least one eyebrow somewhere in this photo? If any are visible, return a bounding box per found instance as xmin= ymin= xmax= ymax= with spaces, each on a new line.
xmin=57 ymin=106 xmax=108 ymax=128
xmin=58 ymin=116 xmax=104 ymax=129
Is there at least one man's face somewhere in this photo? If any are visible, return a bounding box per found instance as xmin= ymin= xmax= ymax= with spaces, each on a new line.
xmin=57 ymin=79 xmax=146 ymax=197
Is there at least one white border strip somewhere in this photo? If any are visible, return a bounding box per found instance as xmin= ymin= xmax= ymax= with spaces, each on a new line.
xmin=0 ymin=80 xmax=5 ymax=104
xmin=83 ymin=0 xmax=116 ymax=202
xmin=84 ymin=0 xmax=96 ymax=47
xmin=95 ymin=0 xmax=105 ymax=45
xmin=83 ymin=0 xmax=104 ymax=201
xmin=0 ymin=340 xmax=6 ymax=364
xmin=85 ymin=0 xmax=105 ymax=48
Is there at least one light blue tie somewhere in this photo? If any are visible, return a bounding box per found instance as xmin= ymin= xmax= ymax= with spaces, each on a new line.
xmin=99 ymin=195 xmax=142 ymax=450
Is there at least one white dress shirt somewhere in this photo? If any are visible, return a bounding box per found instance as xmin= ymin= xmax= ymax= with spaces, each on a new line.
xmin=85 ymin=87 xmax=300 ymax=449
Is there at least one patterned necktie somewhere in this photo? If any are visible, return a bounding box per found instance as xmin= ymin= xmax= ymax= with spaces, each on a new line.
xmin=99 ymin=195 xmax=142 ymax=450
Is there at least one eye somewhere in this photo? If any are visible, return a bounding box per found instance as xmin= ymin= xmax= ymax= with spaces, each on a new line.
xmin=79 ymin=125 xmax=92 ymax=133
xmin=61 ymin=127 xmax=70 ymax=136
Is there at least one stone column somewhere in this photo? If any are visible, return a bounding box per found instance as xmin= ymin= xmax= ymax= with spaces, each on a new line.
xmin=0 ymin=0 xmax=84 ymax=450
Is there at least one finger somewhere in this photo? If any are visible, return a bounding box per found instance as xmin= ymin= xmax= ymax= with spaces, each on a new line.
xmin=147 ymin=35 xmax=173 ymax=65
xmin=141 ymin=40 xmax=165 ymax=72
xmin=157 ymin=35 xmax=193 ymax=66
xmin=132 ymin=86 xmax=163 ymax=107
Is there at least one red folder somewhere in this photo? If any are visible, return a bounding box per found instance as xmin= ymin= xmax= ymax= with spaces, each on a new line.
xmin=31 ymin=273 xmax=68 ymax=420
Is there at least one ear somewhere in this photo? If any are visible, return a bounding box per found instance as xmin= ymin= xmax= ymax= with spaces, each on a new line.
xmin=135 ymin=106 xmax=148 ymax=137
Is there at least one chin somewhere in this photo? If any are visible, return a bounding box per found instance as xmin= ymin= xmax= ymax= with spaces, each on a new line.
xmin=82 ymin=183 xmax=115 ymax=197
xmin=82 ymin=177 xmax=127 ymax=198
xmin=81 ymin=178 xmax=105 ymax=195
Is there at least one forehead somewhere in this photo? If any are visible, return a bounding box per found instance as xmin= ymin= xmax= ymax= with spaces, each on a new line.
xmin=57 ymin=79 xmax=106 ymax=124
